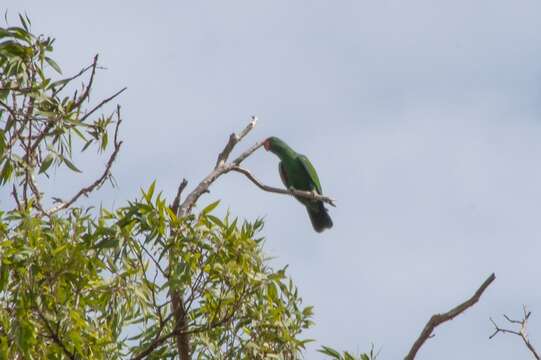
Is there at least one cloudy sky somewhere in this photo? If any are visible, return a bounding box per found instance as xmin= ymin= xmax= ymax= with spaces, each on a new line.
xmin=3 ymin=1 xmax=541 ymax=358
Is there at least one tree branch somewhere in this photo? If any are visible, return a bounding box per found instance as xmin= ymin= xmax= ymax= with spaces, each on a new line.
xmin=36 ymin=308 xmax=76 ymax=360
xmin=51 ymin=58 xmax=98 ymax=97
xmin=171 ymin=178 xmax=188 ymax=215
xmin=46 ymin=106 xmax=123 ymax=215
xmin=404 ymin=273 xmax=496 ymax=360
xmin=489 ymin=306 xmax=540 ymax=360
xmin=79 ymin=86 xmax=127 ymax=123
xmin=166 ymin=118 xmax=337 ymax=359
xmin=230 ymin=166 xmax=336 ymax=207
xmin=215 ymin=116 xmax=257 ymax=168
xmin=178 ymin=118 xmax=262 ymax=216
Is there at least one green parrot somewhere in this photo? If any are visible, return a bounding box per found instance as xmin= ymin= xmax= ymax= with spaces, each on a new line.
xmin=263 ymin=136 xmax=333 ymax=232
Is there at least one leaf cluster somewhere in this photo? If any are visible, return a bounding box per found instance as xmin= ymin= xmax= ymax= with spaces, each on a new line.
xmin=0 ymin=15 xmax=122 ymax=200
xmin=0 ymin=15 xmax=365 ymax=360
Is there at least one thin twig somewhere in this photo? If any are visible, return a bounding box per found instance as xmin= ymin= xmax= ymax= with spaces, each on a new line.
xmin=404 ymin=273 xmax=496 ymax=360
xmin=52 ymin=59 xmax=97 ymax=97
xmin=46 ymin=106 xmax=123 ymax=215
xmin=215 ymin=116 xmax=257 ymax=168
xmin=230 ymin=166 xmax=336 ymax=207
xmin=178 ymin=119 xmax=261 ymax=216
xmin=79 ymin=87 xmax=127 ymax=123
xmin=489 ymin=306 xmax=540 ymax=360
xmin=166 ymin=118 xmax=336 ymax=359
xmin=0 ymin=98 xmax=17 ymax=120
xmin=71 ymin=54 xmax=99 ymax=109
xmin=36 ymin=308 xmax=76 ymax=360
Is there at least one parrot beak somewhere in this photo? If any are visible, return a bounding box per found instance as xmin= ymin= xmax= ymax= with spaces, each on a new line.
xmin=263 ymin=139 xmax=270 ymax=151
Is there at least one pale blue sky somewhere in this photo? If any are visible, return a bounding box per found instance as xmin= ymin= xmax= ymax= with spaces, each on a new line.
xmin=3 ymin=1 xmax=541 ymax=358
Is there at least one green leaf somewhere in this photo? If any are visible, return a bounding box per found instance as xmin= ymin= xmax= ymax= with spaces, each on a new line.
xmin=0 ymin=130 xmax=5 ymax=156
xmin=0 ymin=336 xmax=8 ymax=360
xmin=0 ymin=29 xmax=10 ymax=40
xmin=202 ymin=200 xmax=220 ymax=215
xmin=0 ymin=264 xmax=8 ymax=292
xmin=81 ymin=139 xmax=93 ymax=152
xmin=267 ymin=282 xmax=278 ymax=302
xmin=38 ymin=154 xmax=54 ymax=173
xmin=94 ymin=237 xmax=119 ymax=250
xmin=145 ymin=181 xmax=156 ymax=203
xmin=18 ymin=14 xmax=29 ymax=32
xmin=0 ymin=160 xmax=13 ymax=184
xmin=318 ymin=346 xmax=342 ymax=359
xmin=60 ymin=155 xmax=81 ymax=173
xmin=45 ymin=56 xmax=62 ymax=74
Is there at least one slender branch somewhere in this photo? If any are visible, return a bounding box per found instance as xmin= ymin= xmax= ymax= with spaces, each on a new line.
xmin=131 ymin=294 xmax=245 ymax=360
xmin=215 ymin=116 xmax=257 ymax=168
xmin=46 ymin=106 xmax=123 ymax=215
xmin=166 ymin=118 xmax=336 ymax=359
xmin=79 ymin=86 xmax=127 ymax=123
xmin=0 ymin=98 xmax=18 ymax=120
xmin=178 ymin=119 xmax=261 ymax=216
xmin=230 ymin=166 xmax=336 ymax=207
xmin=36 ymin=308 xmax=76 ymax=360
xmin=27 ymin=56 xmax=100 ymax=155
xmin=52 ymin=59 xmax=97 ymax=97
xmin=71 ymin=54 xmax=99 ymax=109
xmin=171 ymin=179 xmax=188 ymax=215
xmin=404 ymin=273 xmax=496 ymax=360
xmin=489 ymin=306 xmax=540 ymax=360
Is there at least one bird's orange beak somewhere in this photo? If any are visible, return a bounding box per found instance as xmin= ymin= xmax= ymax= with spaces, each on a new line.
xmin=263 ymin=139 xmax=270 ymax=151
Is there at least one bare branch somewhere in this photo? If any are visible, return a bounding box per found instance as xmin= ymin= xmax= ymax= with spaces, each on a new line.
xmin=71 ymin=54 xmax=99 ymax=109
xmin=230 ymin=166 xmax=336 ymax=207
xmin=166 ymin=118 xmax=336 ymax=359
xmin=178 ymin=118 xmax=260 ymax=216
xmin=52 ymin=59 xmax=98 ymax=96
xmin=79 ymin=86 xmax=127 ymax=123
xmin=404 ymin=273 xmax=496 ymax=360
xmin=489 ymin=306 xmax=540 ymax=360
xmin=215 ymin=116 xmax=257 ymax=169
xmin=171 ymin=178 xmax=188 ymax=215
xmin=46 ymin=106 xmax=123 ymax=215
xmin=231 ymin=140 xmax=264 ymax=166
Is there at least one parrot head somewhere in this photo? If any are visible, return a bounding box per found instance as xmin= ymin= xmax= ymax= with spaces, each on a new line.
xmin=263 ymin=138 xmax=272 ymax=151
xmin=263 ymin=137 xmax=285 ymax=152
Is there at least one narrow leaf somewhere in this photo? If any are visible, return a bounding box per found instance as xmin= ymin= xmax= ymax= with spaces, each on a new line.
xmin=38 ymin=154 xmax=54 ymax=173
xmin=45 ymin=56 xmax=62 ymax=74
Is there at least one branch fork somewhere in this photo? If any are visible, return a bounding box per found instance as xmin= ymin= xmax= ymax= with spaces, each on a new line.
xmin=404 ymin=273 xmax=496 ymax=360
xmin=490 ymin=306 xmax=540 ymax=360
xmin=167 ymin=117 xmax=336 ymax=359
xmin=178 ymin=116 xmax=336 ymax=216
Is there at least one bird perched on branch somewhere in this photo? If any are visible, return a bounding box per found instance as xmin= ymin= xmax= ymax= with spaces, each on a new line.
xmin=263 ymin=136 xmax=333 ymax=232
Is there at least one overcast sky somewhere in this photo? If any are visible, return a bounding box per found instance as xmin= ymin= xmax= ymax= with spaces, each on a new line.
xmin=3 ymin=1 xmax=541 ymax=358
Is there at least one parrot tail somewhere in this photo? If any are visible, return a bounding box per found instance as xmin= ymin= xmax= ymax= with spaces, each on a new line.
xmin=307 ymin=202 xmax=333 ymax=233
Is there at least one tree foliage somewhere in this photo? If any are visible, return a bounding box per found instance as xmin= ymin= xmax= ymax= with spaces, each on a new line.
xmin=0 ymin=13 xmax=505 ymax=360
xmin=0 ymin=17 xmax=315 ymax=359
